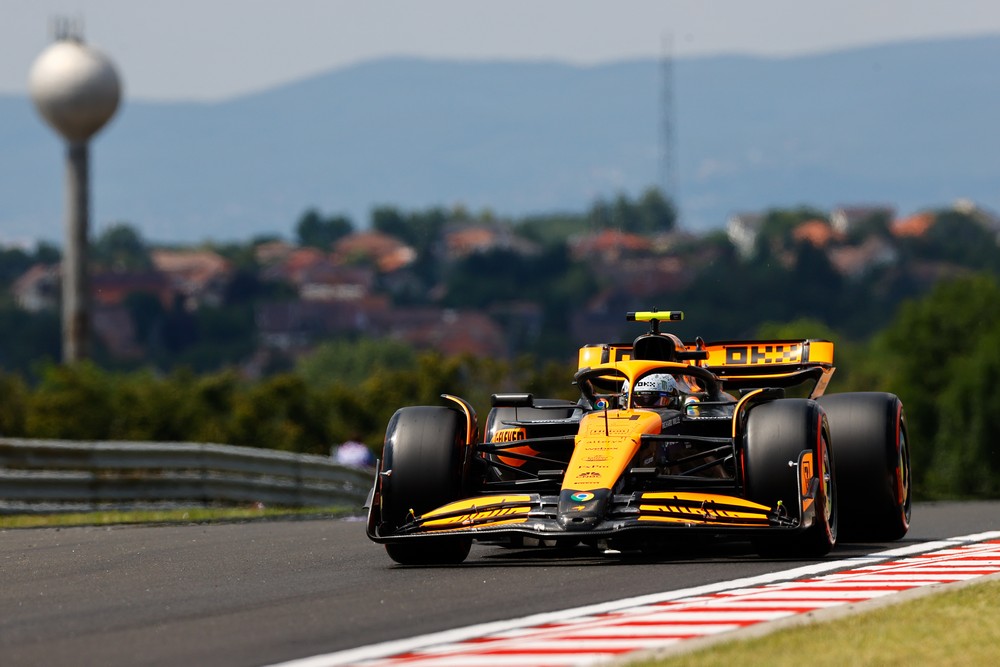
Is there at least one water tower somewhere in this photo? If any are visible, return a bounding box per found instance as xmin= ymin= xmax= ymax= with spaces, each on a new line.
xmin=29 ymin=19 xmax=121 ymax=363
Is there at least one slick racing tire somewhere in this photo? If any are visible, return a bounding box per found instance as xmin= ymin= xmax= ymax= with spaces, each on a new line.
xmin=744 ymin=399 xmax=837 ymax=558
xmin=379 ymin=406 xmax=472 ymax=565
xmin=817 ymin=392 xmax=911 ymax=541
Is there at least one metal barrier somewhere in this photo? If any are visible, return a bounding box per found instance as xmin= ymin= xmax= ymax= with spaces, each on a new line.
xmin=0 ymin=438 xmax=373 ymax=514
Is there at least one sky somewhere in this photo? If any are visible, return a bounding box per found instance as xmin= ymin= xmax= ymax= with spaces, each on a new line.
xmin=4 ymin=0 xmax=1000 ymax=102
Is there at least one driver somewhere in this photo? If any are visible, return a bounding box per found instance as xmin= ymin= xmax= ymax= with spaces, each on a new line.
xmin=632 ymin=373 xmax=681 ymax=408
xmin=631 ymin=373 xmax=705 ymax=410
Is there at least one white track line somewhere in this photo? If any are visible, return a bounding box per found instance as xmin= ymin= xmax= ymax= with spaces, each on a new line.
xmin=269 ymin=531 xmax=1000 ymax=667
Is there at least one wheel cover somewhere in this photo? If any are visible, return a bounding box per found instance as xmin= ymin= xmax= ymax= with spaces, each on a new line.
xmin=896 ymin=429 xmax=912 ymax=518
xmin=821 ymin=436 xmax=835 ymax=525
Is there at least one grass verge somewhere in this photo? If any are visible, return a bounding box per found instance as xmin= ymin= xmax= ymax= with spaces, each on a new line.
xmin=0 ymin=505 xmax=357 ymax=529
xmin=627 ymin=577 xmax=1000 ymax=667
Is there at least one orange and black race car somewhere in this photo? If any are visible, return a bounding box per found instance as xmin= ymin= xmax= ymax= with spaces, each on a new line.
xmin=365 ymin=310 xmax=911 ymax=565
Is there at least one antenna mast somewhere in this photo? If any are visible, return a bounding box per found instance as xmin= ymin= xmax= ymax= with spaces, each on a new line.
xmin=659 ymin=33 xmax=678 ymax=212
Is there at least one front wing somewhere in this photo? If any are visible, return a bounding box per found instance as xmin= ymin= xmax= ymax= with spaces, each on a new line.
xmin=367 ymin=489 xmax=818 ymax=543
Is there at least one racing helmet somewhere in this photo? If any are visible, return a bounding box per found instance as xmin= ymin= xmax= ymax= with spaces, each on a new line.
xmin=632 ymin=373 xmax=680 ymax=408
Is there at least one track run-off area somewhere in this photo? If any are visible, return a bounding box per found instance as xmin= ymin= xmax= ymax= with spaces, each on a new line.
xmin=282 ymin=532 xmax=1000 ymax=666
xmin=2 ymin=501 xmax=999 ymax=667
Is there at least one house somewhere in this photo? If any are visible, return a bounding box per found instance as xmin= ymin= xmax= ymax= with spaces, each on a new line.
xmin=443 ymin=225 xmax=541 ymax=261
xmin=370 ymin=308 xmax=509 ymax=359
xmin=255 ymin=296 xmax=389 ymax=351
xmin=92 ymin=304 xmax=142 ymax=359
xmin=297 ymin=263 xmax=375 ymax=302
xmin=151 ymin=249 xmax=233 ymax=309
xmin=254 ymin=239 xmax=295 ymax=266
xmin=570 ymin=229 xmax=654 ymax=263
xmin=726 ymin=213 xmax=764 ymax=259
xmin=830 ymin=205 xmax=895 ymax=235
xmin=953 ymin=199 xmax=1000 ymax=243
xmin=792 ymin=220 xmax=841 ymax=248
xmin=333 ymin=232 xmax=416 ymax=273
xmin=262 ymin=247 xmax=376 ymax=301
xmin=827 ymin=236 xmax=899 ymax=279
xmin=612 ymin=256 xmax=693 ymax=298
xmin=11 ymin=263 xmax=60 ymax=312
xmin=891 ymin=212 xmax=936 ymax=238
xmin=91 ymin=271 xmax=174 ymax=308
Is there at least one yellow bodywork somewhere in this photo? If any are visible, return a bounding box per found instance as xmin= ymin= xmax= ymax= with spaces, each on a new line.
xmin=421 ymin=494 xmax=533 ymax=529
xmin=565 ymin=409 xmax=661 ymax=490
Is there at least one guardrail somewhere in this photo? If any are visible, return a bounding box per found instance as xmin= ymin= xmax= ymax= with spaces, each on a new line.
xmin=0 ymin=438 xmax=373 ymax=514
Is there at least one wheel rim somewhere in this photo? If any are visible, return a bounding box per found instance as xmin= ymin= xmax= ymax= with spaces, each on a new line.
xmin=896 ymin=429 xmax=912 ymax=520
xmin=821 ymin=436 xmax=835 ymax=526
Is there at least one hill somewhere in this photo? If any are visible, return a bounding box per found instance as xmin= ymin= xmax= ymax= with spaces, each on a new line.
xmin=2 ymin=35 xmax=1000 ymax=244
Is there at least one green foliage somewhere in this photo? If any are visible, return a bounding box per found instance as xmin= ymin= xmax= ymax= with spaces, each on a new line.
xmin=91 ymin=223 xmax=152 ymax=271
xmin=0 ymin=241 xmax=61 ymax=295
xmin=928 ymin=331 xmax=1000 ymax=497
xmin=874 ymin=274 xmax=1000 ymax=498
xmin=589 ymin=187 xmax=677 ymax=234
xmin=0 ymin=246 xmax=34 ymax=292
xmin=0 ymin=371 xmax=28 ymax=435
xmin=516 ymin=212 xmax=587 ymax=246
xmin=754 ymin=207 xmax=827 ymax=257
xmin=371 ymin=205 xmax=448 ymax=287
xmin=0 ymin=305 xmax=60 ymax=375
xmin=25 ymin=363 xmax=117 ymax=439
xmin=899 ymin=210 xmax=1000 ymax=271
xmin=296 ymin=337 xmax=418 ymax=388
xmin=295 ymin=209 xmax=354 ymax=249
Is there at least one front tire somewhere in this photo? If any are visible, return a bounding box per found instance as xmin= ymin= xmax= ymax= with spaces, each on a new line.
xmin=817 ymin=392 xmax=911 ymax=541
xmin=744 ymin=399 xmax=837 ymax=558
xmin=379 ymin=406 xmax=472 ymax=565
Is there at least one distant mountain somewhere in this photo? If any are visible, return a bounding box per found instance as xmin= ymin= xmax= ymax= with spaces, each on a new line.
xmin=3 ymin=36 xmax=1000 ymax=244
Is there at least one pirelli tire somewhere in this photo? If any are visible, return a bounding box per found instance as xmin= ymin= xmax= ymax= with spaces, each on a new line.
xmin=744 ymin=399 xmax=837 ymax=558
xmin=379 ymin=406 xmax=472 ymax=565
xmin=817 ymin=392 xmax=911 ymax=541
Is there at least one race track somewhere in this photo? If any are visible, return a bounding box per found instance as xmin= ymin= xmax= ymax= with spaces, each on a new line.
xmin=2 ymin=501 xmax=998 ymax=666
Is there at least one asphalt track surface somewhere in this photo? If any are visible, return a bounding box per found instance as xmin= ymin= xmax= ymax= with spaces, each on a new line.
xmin=2 ymin=501 xmax=998 ymax=667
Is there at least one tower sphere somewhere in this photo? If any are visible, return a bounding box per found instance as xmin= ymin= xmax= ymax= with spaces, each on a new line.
xmin=29 ymin=38 xmax=121 ymax=143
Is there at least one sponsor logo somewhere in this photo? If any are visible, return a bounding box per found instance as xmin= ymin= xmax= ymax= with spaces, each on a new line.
xmin=571 ymin=492 xmax=595 ymax=502
xmin=492 ymin=427 xmax=527 ymax=443
xmin=725 ymin=343 xmax=805 ymax=365
xmin=578 ymin=471 xmax=600 ymax=479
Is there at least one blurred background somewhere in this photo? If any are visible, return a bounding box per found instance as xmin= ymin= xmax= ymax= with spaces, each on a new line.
xmin=1 ymin=1 xmax=999 ymax=499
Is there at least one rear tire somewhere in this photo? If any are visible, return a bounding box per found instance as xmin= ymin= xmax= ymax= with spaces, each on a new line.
xmin=744 ymin=399 xmax=837 ymax=558
xmin=379 ymin=406 xmax=472 ymax=565
xmin=817 ymin=392 xmax=911 ymax=541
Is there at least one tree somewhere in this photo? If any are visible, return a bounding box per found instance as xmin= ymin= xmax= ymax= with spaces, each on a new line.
xmin=929 ymin=328 xmax=1000 ymax=497
xmin=92 ymin=223 xmax=152 ymax=271
xmin=636 ymin=187 xmax=677 ymax=234
xmin=876 ymin=274 xmax=1000 ymax=496
xmin=295 ymin=209 xmax=354 ymax=249
xmin=371 ymin=206 xmax=410 ymax=243
xmin=296 ymin=338 xmax=418 ymax=388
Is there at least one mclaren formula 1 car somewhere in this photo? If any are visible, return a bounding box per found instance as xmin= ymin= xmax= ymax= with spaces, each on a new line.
xmin=365 ymin=310 xmax=911 ymax=565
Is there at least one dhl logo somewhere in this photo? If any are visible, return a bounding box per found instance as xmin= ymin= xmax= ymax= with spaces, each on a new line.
xmin=492 ymin=427 xmax=527 ymax=443
xmin=724 ymin=343 xmax=805 ymax=365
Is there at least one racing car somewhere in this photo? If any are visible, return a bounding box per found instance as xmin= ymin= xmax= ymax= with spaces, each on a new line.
xmin=365 ymin=310 xmax=911 ymax=565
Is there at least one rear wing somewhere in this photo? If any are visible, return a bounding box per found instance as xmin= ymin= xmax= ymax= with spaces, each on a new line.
xmin=578 ymin=339 xmax=836 ymax=398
